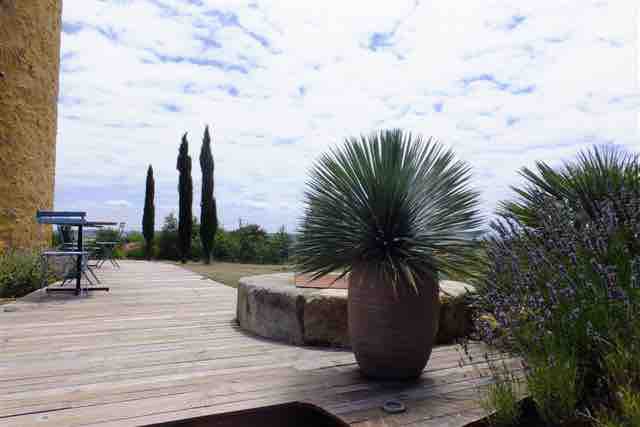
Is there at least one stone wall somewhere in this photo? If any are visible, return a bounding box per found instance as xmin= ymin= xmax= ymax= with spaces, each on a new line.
xmin=0 ymin=0 xmax=63 ymax=250
xmin=237 ymin=274 xmax=475 ymax=348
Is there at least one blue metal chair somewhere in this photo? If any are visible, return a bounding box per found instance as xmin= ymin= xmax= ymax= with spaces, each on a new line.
xmin=37 ymin=211 xmax=99 ymax=292
xmin=56 ymin=224 xmax=101 ymax=285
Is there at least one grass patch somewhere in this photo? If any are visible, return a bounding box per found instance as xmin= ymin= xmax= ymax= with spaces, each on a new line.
xmin=174 ymin=261 xmax=290 ymax=288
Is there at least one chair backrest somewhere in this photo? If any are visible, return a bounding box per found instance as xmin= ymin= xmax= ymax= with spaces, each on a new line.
xmin=57 ymin=225 xmax=75 ymax=248
xmin=36 ymin=211 xmax=86 ymax=249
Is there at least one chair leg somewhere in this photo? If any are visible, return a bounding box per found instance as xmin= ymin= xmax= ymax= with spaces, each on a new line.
xmin=57 ymin=256 xmax=75 ymax=286
xmin=87 ymin=266 xmax=101 ymax=284
xmin=81 ymin=268 xmax=95 ymax=286
xmin=81 ymin=255 xmax=96 ymax=286
xmin=60 ymin=260 xmax=75 ymax=286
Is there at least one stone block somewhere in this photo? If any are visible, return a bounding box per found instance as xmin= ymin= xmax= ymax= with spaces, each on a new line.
xmin=236 ymin=274 xmax=475 ymax=348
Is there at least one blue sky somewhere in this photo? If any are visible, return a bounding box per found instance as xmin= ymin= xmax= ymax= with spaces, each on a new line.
xmin=55 ymin=0 xmax=639 ymax=231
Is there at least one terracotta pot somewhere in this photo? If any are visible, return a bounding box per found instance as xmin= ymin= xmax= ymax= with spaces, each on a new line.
xmin=348 ymin=266 xmax=440 ymax=380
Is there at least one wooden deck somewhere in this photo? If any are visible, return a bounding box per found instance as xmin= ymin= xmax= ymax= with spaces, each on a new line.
xmin=0 ymin=261 xmax=497 ymax=426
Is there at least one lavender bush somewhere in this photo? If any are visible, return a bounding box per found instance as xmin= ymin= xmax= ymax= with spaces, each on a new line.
xmin=0 ymin=250 xmax=46 ymax=298
xmin=476 ymin=186 xmax=640 ymax=425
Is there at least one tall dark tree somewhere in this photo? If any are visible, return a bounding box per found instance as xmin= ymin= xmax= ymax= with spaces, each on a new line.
xmin=142 ymin=165 xmax=155 ymax=259
xmin=177 ymin=133 xmax=193 ymax=263
xmin=199 ymin=126 xmax=218 ymax=264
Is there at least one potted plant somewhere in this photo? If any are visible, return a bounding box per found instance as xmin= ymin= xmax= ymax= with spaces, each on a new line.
xmin=295 ymin=129 xmax=482 ymax=380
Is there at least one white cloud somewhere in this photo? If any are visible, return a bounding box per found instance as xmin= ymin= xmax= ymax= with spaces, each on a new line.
xmin=105 ymin=200 xmax=133 ymax=208
xmin=55 ymin=0 xmax=640 ymax=231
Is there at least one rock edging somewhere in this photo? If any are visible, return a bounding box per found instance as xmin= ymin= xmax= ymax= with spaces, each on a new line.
xmin=237 ymin=273 xmax=474 ymax=348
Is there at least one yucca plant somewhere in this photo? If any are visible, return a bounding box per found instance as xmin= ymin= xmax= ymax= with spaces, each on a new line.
xmin=295 ymin=129 xmax=483 ymax=288
xmin=502 ymin=145 xmax=640 ymax=229
xmin=295 ymin=129 xmax=482 ymax=379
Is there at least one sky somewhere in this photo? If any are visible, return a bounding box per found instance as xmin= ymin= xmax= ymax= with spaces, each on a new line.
xmin=55 ymin=0 xmax=640 ymax=232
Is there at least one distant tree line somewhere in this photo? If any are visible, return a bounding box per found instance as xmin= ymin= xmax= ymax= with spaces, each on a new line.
xmin=126 ymin=213 xmax=291 ymax=265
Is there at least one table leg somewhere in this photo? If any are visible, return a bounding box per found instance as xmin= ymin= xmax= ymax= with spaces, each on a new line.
xmin=76 ymin=225 xmax=83 ymax=295
xmin=110 ymin=247 xmax=120 ymax=268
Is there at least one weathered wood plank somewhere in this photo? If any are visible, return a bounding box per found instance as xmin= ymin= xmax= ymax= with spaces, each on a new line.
xmin=0 ymin=261 xmax=494 ymax=426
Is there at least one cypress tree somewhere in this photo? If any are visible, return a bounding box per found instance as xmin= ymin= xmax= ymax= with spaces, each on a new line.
xmin=142 ymin=165 xmax=155 ymax=259
xmin=177 ymin=133 xmax=193 ymax=263
xmin=199 ymin=126 xmax=218 ymax=264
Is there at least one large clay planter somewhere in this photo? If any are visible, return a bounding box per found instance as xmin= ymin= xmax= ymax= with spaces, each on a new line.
xmin=348 ymin=267 xmax=440 ymax=380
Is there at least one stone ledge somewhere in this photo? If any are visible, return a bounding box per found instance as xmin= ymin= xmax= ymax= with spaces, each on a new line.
xmin=237 ymin=273 xmax=474 ymax=348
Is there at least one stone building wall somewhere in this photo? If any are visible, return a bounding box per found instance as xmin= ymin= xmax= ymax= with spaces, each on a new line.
xmin=0 ymin=0 xmax=63 ymax=250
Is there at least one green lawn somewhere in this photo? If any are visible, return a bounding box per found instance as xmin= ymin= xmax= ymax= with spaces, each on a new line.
xmin=174 ymin=261 xmax=290 ymax=288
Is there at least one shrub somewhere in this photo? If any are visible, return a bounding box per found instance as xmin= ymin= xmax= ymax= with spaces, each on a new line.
xmin=234 ymin=224 xmax=266 ymax=263
xmin=481 ymin=365 xmax=523 ymax=427
xmin=95 ymin=227 xmax=121 ymax=243
xmin=604 ymin=327 xmax=640 ymax=392
xmin=0 ymin=250 xmax=47 ymax=298
xmin=212 ymin=229 xmax=237 ymax=261
xmin=156 ymin=213 xmax=180 ymax=261
xmin=151 ymin=216 xmax=291 ymax=265
xmin=269 ymin=226 xmax=292 ymax=264
xmin=207 ymin=225 xmax=282 ymax=264
xmin=112 ymin=246 xmax=125 ymax=259
xmin=190 ymin=223 xmax=203 ymax=262
xmin=125 ymin=231 xmax=144 ymax=244
xmin=125 ymin=244 xmax=147 ymax=260
xmin=525 ymin=345 xmax=581 ymax=425
xmin=476 ymin=178 xmax=640 ymax=423
xmin=597 ymin=387 xmax=640 ymax=427
xmin=618 ymin=387 xmax=640 ymax=426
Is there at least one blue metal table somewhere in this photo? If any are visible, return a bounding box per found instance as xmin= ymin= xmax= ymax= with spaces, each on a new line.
xmin=36 ymin=212 xmax=116 ymax=295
